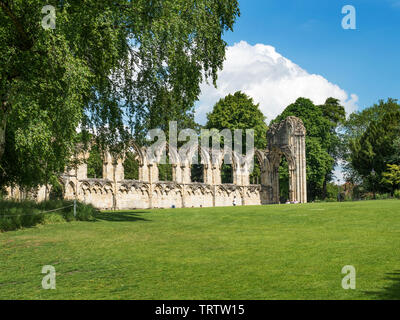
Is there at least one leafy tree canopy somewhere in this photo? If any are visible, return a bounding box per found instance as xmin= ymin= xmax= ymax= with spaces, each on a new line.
xmin=0 ymin=0 xmax=240 ymax=188
xmin=344 ymin=98 xmax=400 ymax=140
xmin=205 ymin=91 xmax=268 ymax=149
xmin=349 ymin=111 xmax=400 ymax=193
xmin=342 ymin=98 xmax=400 ymax=184
xmin=381 ymin=164 xmax=400 ymax=192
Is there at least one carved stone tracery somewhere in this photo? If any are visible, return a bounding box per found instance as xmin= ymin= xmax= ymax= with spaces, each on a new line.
xmin=7 ymin=117 xmax=307 ymax=209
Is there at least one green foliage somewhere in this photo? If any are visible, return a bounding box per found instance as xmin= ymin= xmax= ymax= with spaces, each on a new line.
xmin=381 ymin=164 xmax=400 ymax=192
xmin=250 ymin=159 xmax=261 ymax=185
xmin=191 ymin=164 xmax=204 ymax=183
xmin=123 ymin=152 xmax=139 ymax=180
xmin=343 ymin=98 xmax=400 ymax=184
xmin=394 ymin=190 xmax=400 ymax=199
xmin=349 ymin=111 xmax=400 ymax=193
xmin=0 ymin=0 xmax=240 ymax=188
xmin=221 ymin=163 xmax=233 ymax=184
xmin=87 ymin=145 xmax=103 ymax=179
xmin=48 ymin=175 xmax=64 ymax=200
xmin=344 ymin=98 xmax=400 ymax=140
xmin=375 ymin=193 xmax=391 ymax=200
xmin=0 ymin=201 xmax=43 ymax=232
xmin=158 ymin=156 xmax=173 ymax=182
xmin=205 ymin=91 xmax=268 ymax=184
xmin=0 ymin=199 xmax=97 ymax=232
xmin=206 ymin=91 xmax=268 ymax=150
xmin=326 ymin=182 xmax=340 ymax=201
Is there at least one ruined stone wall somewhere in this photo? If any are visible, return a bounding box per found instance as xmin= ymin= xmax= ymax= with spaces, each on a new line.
xmin=6 ymin=117 xmax=307 ymax=209
xmin=60 ymin=176 xmax=263 ymax=210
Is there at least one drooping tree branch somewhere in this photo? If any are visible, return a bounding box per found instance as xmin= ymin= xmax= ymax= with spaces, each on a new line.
xmin=0 ymin=0 xmax=33 ymax=51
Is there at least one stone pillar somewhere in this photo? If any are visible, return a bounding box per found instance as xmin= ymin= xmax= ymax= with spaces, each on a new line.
xmin=172 ymin=165 xmax=179 ymax=183
xmin=182 ymin=184 xmax=186 ymax=208
xmin=139 ymin=163 xmax=149 ymax=182
xmin=240 ymin=162 xmax=251 ymax=186
xmin=114 ymin=158 xmax=124 ymax=181
xmin=233 ymin=164 xmax=240 ymax=185
xmin=181 ymin=164 xmax=191 ymax=184
xmin=148 ymin=163 xmax=155 ymax=209
xmin=212 ymin=166 xmax=221 ymax=185
xmin=113 ymin=157 xmax=124 ymax=210
xmin=301 ymin=135 xmax=307 ymax=203
xmin=76 ymin=151 xmax=89 ymax=180
xmin=203 ymin=165 xmax=212 ymax=185
xmin=173 ymin=165 xmax=183 ymax=183
xmin=102 ymin=152 xmax=114 ymax=180
xmin=296 ymin=136 xmax=302 ymax=203
xmin=273 ymin=165 xmax=280 ymax=203
xmin=288 ymin=163 xmax=295 ymax=203
xmin=148 ymin=164 xmax=159 ymax=183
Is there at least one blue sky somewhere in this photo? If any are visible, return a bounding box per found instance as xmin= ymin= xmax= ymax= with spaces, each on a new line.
xmin=220 ymin=0 xmax=400 ymax=114
xmin=195 ymin=0 xmax=400 ymax=182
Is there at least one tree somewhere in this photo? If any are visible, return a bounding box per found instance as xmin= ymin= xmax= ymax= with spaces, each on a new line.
xmin=0 ymin=0 xmax=240 ymax=188
xmin=349 ymin=111 xmax=400 ymax=193
xmin=87 ymin=145 xmax=103 ymax=179
xmin=318 ymin=98 xmax=346 ymax=197
xmin=123 ymin=152 xmax=139 ymax=180
xmin=381 ymin=164 xmax=400 ymax=194
xmin=344 ymin=98 xmax=400 ymax=140
xmin=205 ymin=91 xmax=268 ymax=183
xmin=343 ymin=98 xmax=400 ymax=186
xmin=271 ymin=97 xmax=343 ymax=201
xmin=206 ymin=91 xmax=268 ymax=149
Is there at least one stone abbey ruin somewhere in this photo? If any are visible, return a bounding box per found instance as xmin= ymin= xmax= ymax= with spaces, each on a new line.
xmin=7 ymin=116 xmax=307 ymax=209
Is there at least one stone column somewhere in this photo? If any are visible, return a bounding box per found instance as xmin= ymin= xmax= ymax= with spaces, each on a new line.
xmin=76 ymin=151 xmax=89 ymax=180
xmin=102 ymin=152 xmax=114 ymax=180
xmin=181 ymin=164 xmax=191 ymax=184
xmin=148 ymin=163 xmax=159 ymax=183
xmin=172 ymin=165 xmax=182 ymax=183
xmin=114 ymin=158 xmax=124 ymax=181
xmin=203 ymin=165 xmax=212 ymax=185
xmin=301 ymin=135 xmax=307 ymax=203
xmin=212 ymin=166 xmax=221 ymax=185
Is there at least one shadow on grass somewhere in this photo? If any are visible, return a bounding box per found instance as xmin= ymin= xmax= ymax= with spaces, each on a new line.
xmin=95 ymin=211 xmax=151 ymax=223
xmin=364 ymin=270 xmax=400 ymax=300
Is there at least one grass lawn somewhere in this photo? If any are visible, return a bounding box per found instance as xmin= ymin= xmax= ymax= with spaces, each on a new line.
xmin=0 ymin=200 xmax=399 ymax=300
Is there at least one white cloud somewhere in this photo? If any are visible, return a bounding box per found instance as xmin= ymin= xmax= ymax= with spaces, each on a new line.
xmin=195 ymin=41 xmax=359 ymax=124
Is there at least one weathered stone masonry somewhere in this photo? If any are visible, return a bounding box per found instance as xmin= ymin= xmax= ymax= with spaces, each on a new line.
xmin=7 ymin=117 xmax=307 ymax=209
xmin=59 ymin=116 xmax=307 ymax=209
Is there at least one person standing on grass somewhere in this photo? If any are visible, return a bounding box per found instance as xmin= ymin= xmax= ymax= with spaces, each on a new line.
xmin=233 ymin=196 xmax=237 ymax=206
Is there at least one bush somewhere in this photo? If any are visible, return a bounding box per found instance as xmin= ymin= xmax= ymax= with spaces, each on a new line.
xmin=0 ymin=200 xmax=44 ymax=232
xmin=394 ymin=190 xmax=400 ymax=199
xmin=0 ymin=200 xmax=98 ymax=232
xmin=375 ymin=193 xmax=391 ymax=200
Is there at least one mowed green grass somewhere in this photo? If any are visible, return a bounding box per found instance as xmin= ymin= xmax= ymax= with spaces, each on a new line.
xmin=0 ymin=200 xmax=399 ymax=300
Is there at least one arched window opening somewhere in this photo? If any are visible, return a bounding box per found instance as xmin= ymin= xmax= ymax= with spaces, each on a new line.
xmin=250 ymin=156 xmax=262 ymax=185
xmin=87 ymin=145 xmax=103 ymax=179
xmin=279 ymin=155 xmax=289 ymax=203
xmin=191 ymin=164 xmax=204 ymax=183
xmin=49 ymin=179 xmax=64 ymax=200
xmin=190 ymin=152 xmax=204 ymax=183
xmin=221 ymin=161 xmax=233 ymax=184
xmin=158 ymin=155 xmax=173 ymax=182
xmin=123 ymin=150 xmax=139 ymax=180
